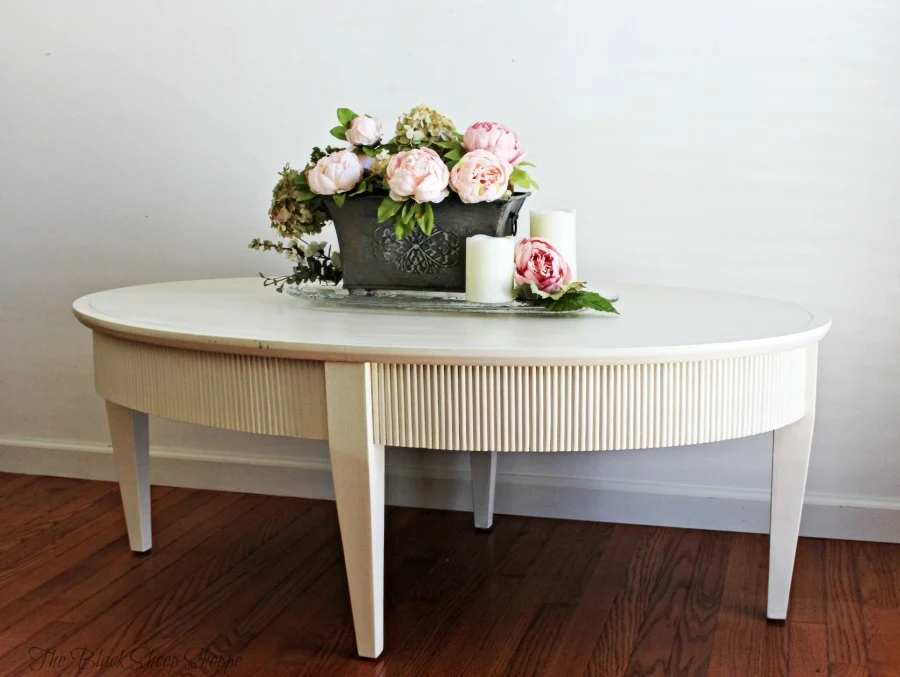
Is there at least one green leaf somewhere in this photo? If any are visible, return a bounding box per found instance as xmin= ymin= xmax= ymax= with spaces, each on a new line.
xmin=542 ymin=290 xmax=619 ymax=314
xmin=517 ymin=161 xmax=536 ymax=168
xmin=443 ymin=148 xmax=463 ymax=162
xmin=420 ymin=203 xmax=435 ymax=235
xmin=330 ymin=126 xmax=347 ymax=141
xmin=337 ymin=108 xmax=358 ymax=126
xmin=361 ymin=145 xmax=376 ymax=157
xmin=332 ymin=193 xmax=346 ymax=208
xmin=509 ymin=167 xmax=531 ymax=189
xmin=394 ymin=219 xmax=414 ymax=239
xmin=347 ymin=180 xmax=368 ymax=197
xmin=401 ymin=200 xmax=413 ymax=225
xmin=377 ymin=196 xmax=403 ymax=223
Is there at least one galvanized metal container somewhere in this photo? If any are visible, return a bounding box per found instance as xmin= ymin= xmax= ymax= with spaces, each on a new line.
xmin=327 ymin=193 xmax=530 ymax=293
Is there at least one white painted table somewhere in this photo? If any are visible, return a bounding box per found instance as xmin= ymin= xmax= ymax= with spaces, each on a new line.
xmin=73 ymin=278 xmax=830 ymax=659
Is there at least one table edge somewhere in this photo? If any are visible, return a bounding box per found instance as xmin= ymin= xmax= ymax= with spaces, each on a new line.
xmin=74 ymin=305 xmax=831 ymax=366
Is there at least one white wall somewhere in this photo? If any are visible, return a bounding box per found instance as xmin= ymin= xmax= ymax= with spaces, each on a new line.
xmin=2 ymin=1 xmax=899 ymax=540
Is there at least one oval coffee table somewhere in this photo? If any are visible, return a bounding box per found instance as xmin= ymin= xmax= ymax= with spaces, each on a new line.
xmin=73 ymin=278 xmax=830 ymax=659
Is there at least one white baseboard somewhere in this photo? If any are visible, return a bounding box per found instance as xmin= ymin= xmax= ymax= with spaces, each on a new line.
xmin=1 ymin=436 xmax=898 ymax=543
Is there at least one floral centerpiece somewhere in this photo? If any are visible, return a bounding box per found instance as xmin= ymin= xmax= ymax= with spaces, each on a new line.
xmin=250 ymin=104 xmax=617 ymax=313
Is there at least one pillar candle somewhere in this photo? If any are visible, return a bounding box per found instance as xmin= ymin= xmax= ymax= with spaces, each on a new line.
xmin=465 ymin=235 xmax=515 ymax=303
xmin=529 ymin=209 xmax=578 ymax=280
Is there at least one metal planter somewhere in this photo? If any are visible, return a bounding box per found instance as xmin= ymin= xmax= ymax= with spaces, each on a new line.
xmin=328 ymin=192 xmax=529 ymax=293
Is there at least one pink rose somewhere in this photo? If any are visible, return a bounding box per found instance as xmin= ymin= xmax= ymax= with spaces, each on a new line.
xmin=306 ymin=150 xmax=363 ymax=195
xmin=346 ymin=116 xmax=382 ymax=146
xmin=449 ymin=149 xmax=511 ymax=204
xmin=463 ymin=121 xmax=527 ymax=166
xmin=386 ymin=148 xmax=450 ymax=203
xmin=514 ymin=238 xmax=573 ymax=294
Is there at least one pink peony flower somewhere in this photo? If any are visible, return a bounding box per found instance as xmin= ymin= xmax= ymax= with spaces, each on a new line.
xmin=306 ymin=150 xmax=363 ymax=195
xmin=346 ymin=116 xmax=382 ymax=146
xmin=514 ymin=238 xmax=573 ymax=294
xmin=449 ymin=149 xmax=511 ymax=204
xmin=386 ymin=148 xmax=450 ymax=203
xmin=463 ymin=121 xmax=527 ymax=166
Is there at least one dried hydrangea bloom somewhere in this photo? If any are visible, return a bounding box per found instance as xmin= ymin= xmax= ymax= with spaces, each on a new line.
xmin=394 ymin=104 xmax=457 ymax=150
xmin=268 ymin=165 xmax=330 ymax=237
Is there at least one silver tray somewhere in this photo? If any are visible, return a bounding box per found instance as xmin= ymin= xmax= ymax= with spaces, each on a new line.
xmin=286 ymin=284 xmax=619 ymax=315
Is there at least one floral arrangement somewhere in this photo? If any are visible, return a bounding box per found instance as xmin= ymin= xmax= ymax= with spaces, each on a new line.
xmin=249 ymin=104 xmax=537 ymax=290
xmin=249 ymin=104 xmax=616 ymax=314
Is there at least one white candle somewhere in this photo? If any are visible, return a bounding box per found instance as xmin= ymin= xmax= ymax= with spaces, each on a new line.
xmin=465 ymin=235 xmax=515 ymax=303
xmin=530 ymin=209 xmax=578 ymax=280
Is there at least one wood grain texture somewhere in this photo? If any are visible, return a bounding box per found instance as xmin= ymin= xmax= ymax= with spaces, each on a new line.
xmin=863 ymin=607 xmax=900 ymax=677
xmin=666 ymin=530 xmax=732 ymax=677
xmin=1 ymin=473 xmax=898 ymax=677
xmin=788 ymin=622 xmax=828 ymax=676
xmin=826 ymin=539 xmax=869 ymax=666
xmin=707 ymin=533 xmax=770 ymax=677
xmin=830 ymin=665 xmax=870 ymax=677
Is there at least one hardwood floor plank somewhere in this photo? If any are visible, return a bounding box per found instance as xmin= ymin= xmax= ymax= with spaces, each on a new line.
xmin=0 ymin=476 xmax=111 ymax=542
xmin=863 ymin=606 xmax=900 ymax=677
xmin=0 ymin=494 xmax=301 ymax=675
xmin=788 ymin=622 xmax=828 ymax=676
xmin=707 ymin=533 xmax=769 ymax=677
xmin=854 ymin=541 xmax=900 ymax=609
xmin=539 ymin=521 xmax=615 ymax=606
xmin=456 ymin=521 xmax=613 ymax=677
xmin=766 ymin=620 xmax=790 ymax=677
xmin=541 ymin=523 xmax=654 ymax=677
xmin=0 ymin=472 xmax=41 ymax=497
xmin=0 ymin=486 xmax=212 ymax=643
xmin=413 ymin=574 xmax=531 ymax=677
xmin=583 ymin=527 xmax=674 ymax=677
xmin=148 ymin=521 xmax=345 ymax=677
xmin=0 ymin=480 xmax=119 ymax=555
xmin=623 ymin=530 xmax=702 ymax=677
xmin=830 ymin=663 xmax=871 ymax=677
xmin=373 ymin=515 xmax=530 ymax=675
xmin=0 ymin=492 xmax=126 ymax=600
xmin=0 ymin=475 xmax=894 ymax=676
xmin=494 ymin=514 xmax=560 ymax=577
xmin=242 ymin=510 xmax=439 ymax=677
xmin=61 ymin=497 xmax=322 ymax=649
xmin=502 ymin=602 xmax=574 ymax=677
xmin=278 ymin=508 xmax=474 ymax=677
xmin=791 ymin=537 xmax=828 ymax=624
xmin=666 ymin=530 xmax=731 ymax=677
xmin=0 ymin=621 xmax=78 ymax=677
xmin=0 ymin=474 xmax=73 ymax=508
xmin=826 ymin=539 xmax=868 ymax=666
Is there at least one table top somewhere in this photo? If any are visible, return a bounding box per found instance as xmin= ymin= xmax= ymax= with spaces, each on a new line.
xmin=73 ymin=278 xmax=830 ymax=365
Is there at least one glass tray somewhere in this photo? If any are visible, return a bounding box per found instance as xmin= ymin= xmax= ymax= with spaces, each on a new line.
xmin=286 ymin=284 xmax=619 ymax=315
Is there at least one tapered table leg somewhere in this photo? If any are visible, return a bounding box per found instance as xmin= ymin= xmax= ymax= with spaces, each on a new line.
xmin=105 ymin=401 xmax=152 ymax=552
xmin=325 ymin=362 xmax=386 ymax=659
xmin=768 ymin=345 xmax=818 ymax=619
xmin=470 ymin=451 xmax=497 ymax=531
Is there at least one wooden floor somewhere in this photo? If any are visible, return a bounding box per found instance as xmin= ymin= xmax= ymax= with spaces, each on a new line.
xmin=0 ymin=473 xmax=898 ymax=676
